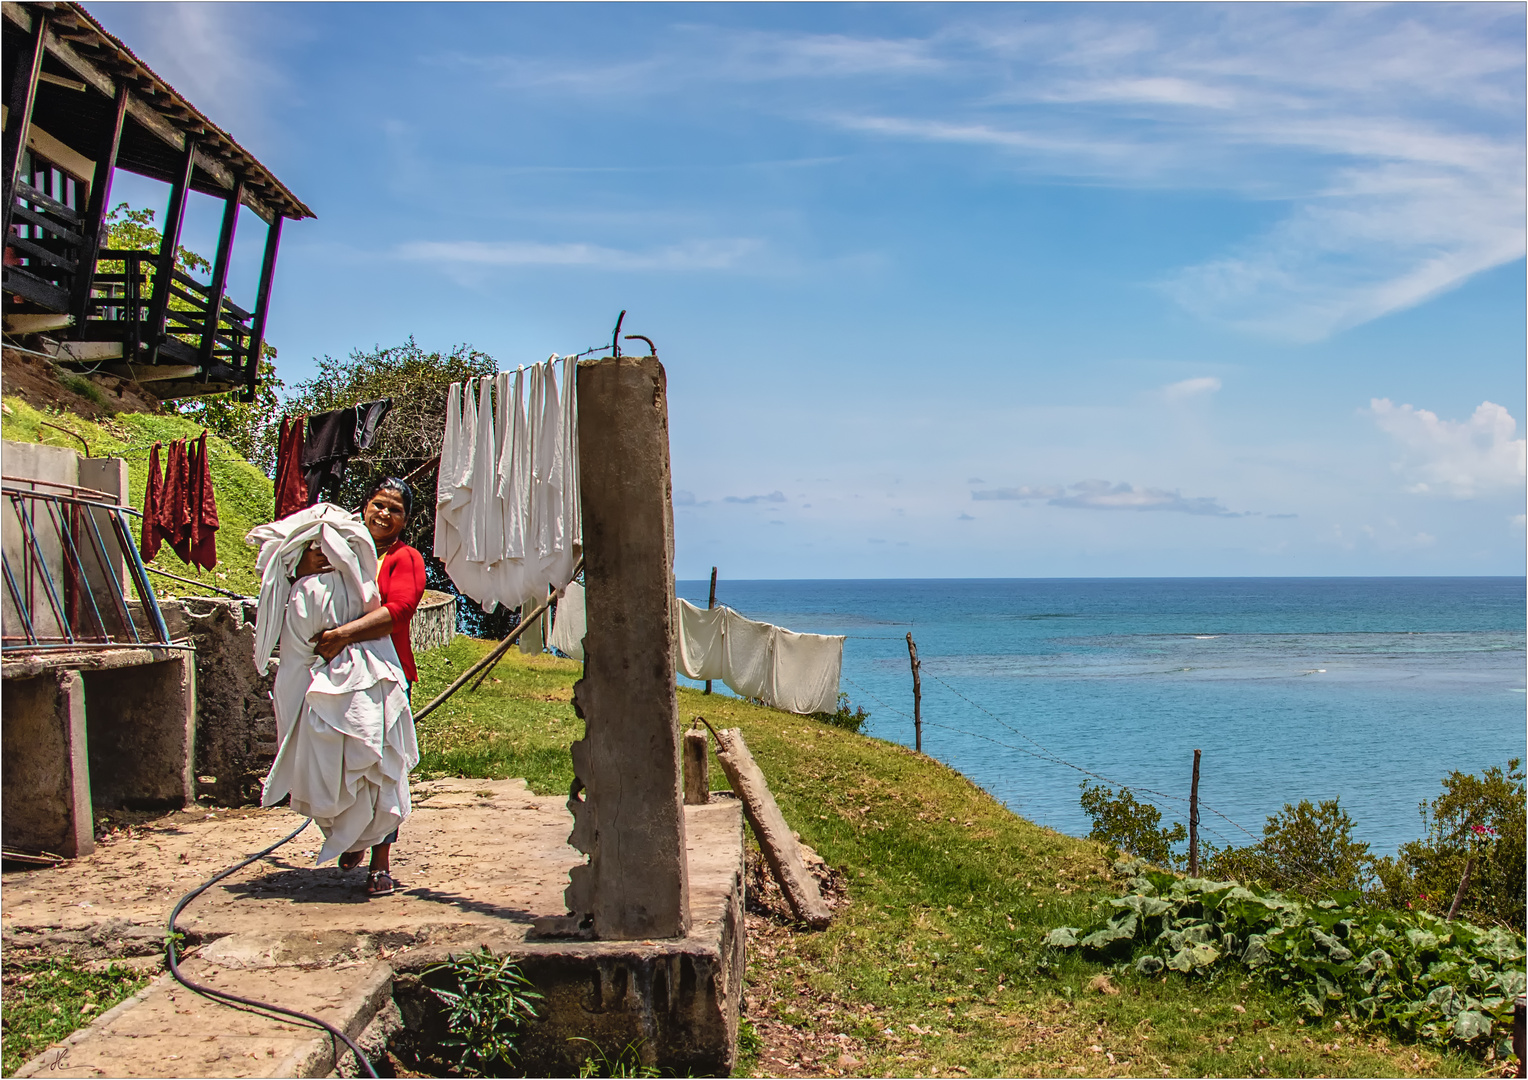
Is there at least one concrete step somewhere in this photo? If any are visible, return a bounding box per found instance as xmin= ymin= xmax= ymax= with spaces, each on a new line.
xmin=15 ymin=954 xmax=393 ymax=1078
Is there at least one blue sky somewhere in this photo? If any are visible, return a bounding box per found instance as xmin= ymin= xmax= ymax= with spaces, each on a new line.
xmin=95 ymin=3 xmax=1525 ymax=579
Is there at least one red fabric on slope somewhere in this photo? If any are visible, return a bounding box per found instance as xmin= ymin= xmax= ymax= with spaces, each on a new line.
xmin=140 ymin=442 xmax=164 ymax=560
xmin=186 ymin=431 xmax=219 ymax=570
xmin=272 ymin=416 xmax=309 ymax=519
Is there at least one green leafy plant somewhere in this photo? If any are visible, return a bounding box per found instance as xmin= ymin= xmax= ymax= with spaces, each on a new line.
xmin=569 ymin=1036 xmax=659 ymax=1078
xmin=813 ymin=692 xmax=869 ymax=734
xmin=1046 ymin=859 xmax=1526 ymax=1056
xmin=424 ymin=947 xmax=542 ymax=1075
xmin=1078 ymin=781 xmax=1185 ymax=867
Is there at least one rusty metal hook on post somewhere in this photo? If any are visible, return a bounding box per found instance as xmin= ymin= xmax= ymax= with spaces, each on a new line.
xmin=37 ymin=420 xmax=90 ymax=457
xmin=624 ymin=334 xmax=656 ymax=356
xmin=610 ymin=310 xmax=626 ymax=359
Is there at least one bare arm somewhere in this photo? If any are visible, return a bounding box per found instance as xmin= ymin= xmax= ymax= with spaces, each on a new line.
xmin=311 ymin=606 xmax=394 ymax=662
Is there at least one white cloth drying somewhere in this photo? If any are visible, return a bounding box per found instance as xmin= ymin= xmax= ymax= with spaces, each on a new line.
xmin=434 ymin=359 xmax=581 ymax=623
xmin=549 ymin=580 xmax=586 ymax=661
xmin=674 ymin=600 xmax=843 ymax=715
xmin=246 ymin=506 xmax=418 ymax=865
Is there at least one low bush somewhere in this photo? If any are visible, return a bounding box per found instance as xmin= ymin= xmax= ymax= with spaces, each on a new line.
xmin=812 ymin=692 xmax=869 ymax=734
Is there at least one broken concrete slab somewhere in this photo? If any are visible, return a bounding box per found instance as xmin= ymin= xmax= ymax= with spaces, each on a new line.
xmin=713 ymin=726 xmax=831 ymax=929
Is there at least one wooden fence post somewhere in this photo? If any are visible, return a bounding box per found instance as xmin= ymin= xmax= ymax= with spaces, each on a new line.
xmin=1189 ymin=748 xmax=1201 ymax=876
xmin=703 ymin=566 xmax=717 ymax=695
xmin=906 ymin=632 xmax=922 ymax=753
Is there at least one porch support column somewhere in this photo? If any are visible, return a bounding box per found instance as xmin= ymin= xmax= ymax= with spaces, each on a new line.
xmin=1 ymin=11 xmax=49 ymax=243
xmin=70 ymin=82 xmax=129 ymax=327
xmin=561 ymin=354 xmax=690 ymax=940
xmin=198 ymin=178 xmax=243 ymax=366
xmin=146 ymin=138 xmax=195 ymax=366
xmin=241 ymin=212 xmax=281 ymax=400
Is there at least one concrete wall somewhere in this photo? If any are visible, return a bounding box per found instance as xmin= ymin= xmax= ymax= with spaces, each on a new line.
xmin=0 ymin=670 xmax=94 ymax=857
xmin=412 ymin=591 xmax=456 ymax=654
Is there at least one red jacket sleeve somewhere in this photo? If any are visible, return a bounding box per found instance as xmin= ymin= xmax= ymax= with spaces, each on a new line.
xmin=381 ymin=545 xmax=426 ymax=626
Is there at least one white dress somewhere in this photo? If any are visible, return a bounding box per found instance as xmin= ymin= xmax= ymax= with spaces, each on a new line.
xmin=248 ymin=505 xmax=419 ymax=864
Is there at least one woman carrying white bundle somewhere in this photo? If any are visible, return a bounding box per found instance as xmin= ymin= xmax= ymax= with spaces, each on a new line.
xmin=247 ymin=503 xmax=418 ymax=897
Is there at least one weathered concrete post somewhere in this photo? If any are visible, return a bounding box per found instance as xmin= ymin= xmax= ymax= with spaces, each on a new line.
xmin=562 ymin=355 xmax=690 ymax=940
xmin=683 ymin=726 xmax=710 ymax=805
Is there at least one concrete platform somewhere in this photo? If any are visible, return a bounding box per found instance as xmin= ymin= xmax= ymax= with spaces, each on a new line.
xmin=3 ymin=777 xmax=745 ymax=1077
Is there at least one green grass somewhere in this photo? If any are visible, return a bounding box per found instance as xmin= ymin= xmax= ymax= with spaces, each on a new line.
xmin=2 ymin=397 xmax=271 ymax=598
xmin=0 ymin=958 xmax=150 ymax=1075
xmin=411 ymin=638 xmax=1499 ymax=1077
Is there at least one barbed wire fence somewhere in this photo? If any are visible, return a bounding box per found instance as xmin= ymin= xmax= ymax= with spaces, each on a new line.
xmin=839 ymin=667 xmax=1364 ymax=896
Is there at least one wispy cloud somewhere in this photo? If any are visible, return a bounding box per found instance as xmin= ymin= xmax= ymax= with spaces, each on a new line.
xmin=1369 ymin=398 xmax=1526 ymax=498
xmin=1163 ymin=376 xmax=1222 ymax=401
xmin=397 ymin=238 xmax=760 ymax=271
xmin=724 ymin=491 xmax=788 ymax=505
xmin=974 ymin=480 xmax=1241 ymax=517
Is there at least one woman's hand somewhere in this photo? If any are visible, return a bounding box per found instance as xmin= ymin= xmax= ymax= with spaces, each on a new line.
xmin=310 ymin=627 xmax=348 ymax=662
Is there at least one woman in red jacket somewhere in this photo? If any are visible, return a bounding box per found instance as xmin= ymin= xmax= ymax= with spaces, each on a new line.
xmin=311 ymin=477 xmax=426 ymax=895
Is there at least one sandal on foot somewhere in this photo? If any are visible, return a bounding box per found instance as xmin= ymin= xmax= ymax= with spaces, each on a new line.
xmin=338 ymin=850 xmax=365 ymax=872
xmin=365 ymin=870 xmax=396 ymax=897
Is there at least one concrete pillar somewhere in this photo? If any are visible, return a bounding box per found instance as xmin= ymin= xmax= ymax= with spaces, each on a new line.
xmin=563 ymin=355 xmax=690 ymax=940
xmin=1 ymin=671 xmax=95 ymax=857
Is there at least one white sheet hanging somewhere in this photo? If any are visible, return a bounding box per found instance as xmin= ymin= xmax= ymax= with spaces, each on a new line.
xmin=435 ymin=359 xmax=582 ymax=623
xmin=549 ymin=580 xmax=586 ymax=661
xmin=673 ymin=599 xmax=845 ymax=715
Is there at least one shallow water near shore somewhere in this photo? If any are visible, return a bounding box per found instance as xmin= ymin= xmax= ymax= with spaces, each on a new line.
xmin=674 ymin=577 xmax=1526 ymax=857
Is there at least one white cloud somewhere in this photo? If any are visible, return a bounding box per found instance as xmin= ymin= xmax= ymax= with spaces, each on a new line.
xmin=973 ymin=480 xmax=1240 ymax=517
xmin=724 ymin=491 xmax=788 ymax=505
xmin=1369 ymin=398 xmax=1526 ymax=498
xmin=397 ymin=238 xmax=759 ymax=271
xmin=1163 ymin=376 xmax=1222 ymax=401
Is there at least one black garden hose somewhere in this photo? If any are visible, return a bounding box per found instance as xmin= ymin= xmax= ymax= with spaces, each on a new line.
xmin=165 ymin=817 xmax=379 ymax=1078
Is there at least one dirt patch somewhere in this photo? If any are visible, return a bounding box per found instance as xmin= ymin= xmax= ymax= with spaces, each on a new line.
xmin=743 ymin=846 xmax=866 ymax=1078
xmin=1 ymin=346 xmax=163 ymax=419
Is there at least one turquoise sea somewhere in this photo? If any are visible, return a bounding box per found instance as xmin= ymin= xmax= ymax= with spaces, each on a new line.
xmin=673 ymin=578 xmax=1526 ymax=857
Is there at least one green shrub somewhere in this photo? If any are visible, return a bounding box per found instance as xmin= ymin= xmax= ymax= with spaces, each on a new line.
xmin=424 ymin=947 xmax=542 ymax=1075
xmin=813 ymin=692 xmax=869 ymax=734
xmin=1078 ymin=782 xmax=1185 ymax=868
xmin=1202 ymin=797 xmax=1375 ymax=898
xmin=1374 ymin=759 xmax=1525 ymax=931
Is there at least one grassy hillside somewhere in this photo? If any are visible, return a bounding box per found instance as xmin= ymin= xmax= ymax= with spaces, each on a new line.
xmin=414 ymin=639 xmax=1491 ymax=1077
xmin=2 ymin=398 xmax=270 ymax=598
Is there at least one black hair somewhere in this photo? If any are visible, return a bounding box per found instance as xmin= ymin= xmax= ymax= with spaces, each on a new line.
xmin=363 ymin=477 xmax=414 ymax=521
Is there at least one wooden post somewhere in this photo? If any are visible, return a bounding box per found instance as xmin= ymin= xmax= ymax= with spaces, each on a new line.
xmin=70 ymin=83 xmax=128 ymax=326
xmin=703 ymin=565 xmax=717 ymax=695
xmin=1 ymin=11 xmax=48 ymax=244
xmin=198 ymin=179 xmax=243 ymax=365
xmin=1447 ymin=856 xmax=1476 ymax=921
xmin=145 ymin=139 xmax=196 ymax=366
xmin=906 ymin=632 xmax=922 ymax=753
xmin=242 ymin=212 xmax=282 ymax=400
xmin=1189 ymin=748 xmax=1201 ymax=877
xmin=682 ymin=724 xmax=709 ymax=805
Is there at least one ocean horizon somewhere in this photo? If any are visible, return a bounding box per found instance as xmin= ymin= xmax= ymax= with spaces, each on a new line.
xmin=673 ymin=576 xmax=1527 ymax=858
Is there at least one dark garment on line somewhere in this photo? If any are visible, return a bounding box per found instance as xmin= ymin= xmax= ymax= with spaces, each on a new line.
xmin=156 ymin=438 xmax=191 ymax=557
xmin=300 ymin=399 xmax=392 ymax=505
xmin=273 ymin=415 xmax=309 ymax=519
xmin=140 ymin=442 xmax=164 ymax=560
xmin=185 ymin=432 xmax=219 ymax=570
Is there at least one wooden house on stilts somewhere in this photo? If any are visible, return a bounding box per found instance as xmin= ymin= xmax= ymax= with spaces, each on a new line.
xmin=2 ymin=0 xmax=311 ymax=401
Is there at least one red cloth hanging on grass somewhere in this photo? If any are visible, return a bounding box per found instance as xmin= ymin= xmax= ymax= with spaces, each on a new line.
xmin=185 ymin=431 xmax=219 ymax=570
xmin=272 ymin=415 xmax=309 ymax=519
xmin=157 ymin=438 xmax=190 ymax=558
xmin=140 ymin=442 xmax=164 ymax=560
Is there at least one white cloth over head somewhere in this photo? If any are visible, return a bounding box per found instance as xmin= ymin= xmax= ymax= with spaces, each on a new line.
xmin=674 ymin=599 xmax=844 ymax=715
xmin=246 ymin=505 xmax=418 ymax=864
xmin=434 ymin=358 xmax=581 ymax=624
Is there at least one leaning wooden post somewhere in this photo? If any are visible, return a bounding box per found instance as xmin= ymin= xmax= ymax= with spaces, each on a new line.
xmin=906 ymin=632 xmax=922 ymax=753
xmin=1188 ymin=749 xmax=1202 ymax=877
xmin=1446 ymin=856 xmax=1476 ymax=921
xmin=704 ymin=565 xmax=717 ymax=695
